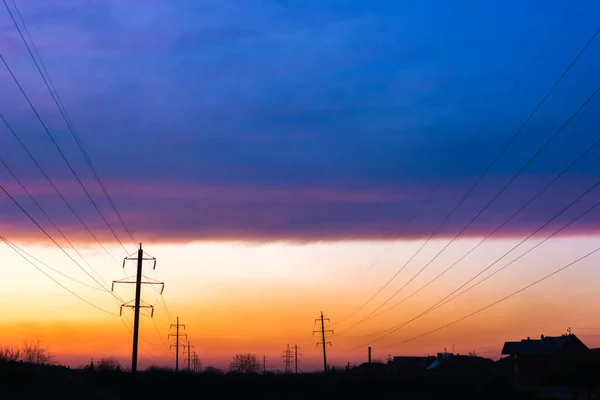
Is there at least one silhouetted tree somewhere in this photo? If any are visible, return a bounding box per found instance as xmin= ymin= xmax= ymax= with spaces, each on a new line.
xmin=146 ymin=365 xmax=172 ymax=373
xmin=21 ymin=341 xmax=52 ymax=364
xmin=0 ymin=346 xmax=21 ymax=362
xmin=229 ymin=353 xmax=260 ymax=374
xmin=97 ymin=357 xmax=121 ymax=372
xmin=85 ymin=360 xmax=95 ymax=371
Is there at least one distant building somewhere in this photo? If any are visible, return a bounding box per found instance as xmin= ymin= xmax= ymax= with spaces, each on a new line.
xmin=352 ymin=361 xmax=387 ymax=376
xmin=424 ymin=352 xmax=496 ymax=382
xmin=387 ymin=356 xmax=436 ymax=378
xmin=501 ymin=333 xmax=591 ymax=386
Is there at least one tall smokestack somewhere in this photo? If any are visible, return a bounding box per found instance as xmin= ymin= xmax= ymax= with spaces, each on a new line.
xmin=368 ymin=347 xmax=372 ymax=364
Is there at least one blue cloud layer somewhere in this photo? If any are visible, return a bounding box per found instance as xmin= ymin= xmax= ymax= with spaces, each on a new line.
xmin=0 ymin=0 xmax=599 ymax=243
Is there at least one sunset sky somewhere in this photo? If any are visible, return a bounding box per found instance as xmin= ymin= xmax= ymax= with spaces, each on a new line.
xmin=0 ymin=0 xmax=600 ymax=372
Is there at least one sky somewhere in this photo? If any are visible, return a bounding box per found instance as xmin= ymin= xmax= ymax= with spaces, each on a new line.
xmin=0 ymin=0 xmax=599 ymax=372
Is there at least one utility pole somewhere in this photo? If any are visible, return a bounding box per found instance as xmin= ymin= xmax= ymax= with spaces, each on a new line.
xmin=263 ymin=355 xmax=266 ymax=375
xmin=294 ymin=344 xmax=301 ymax=374
xmin=169 ymin=317 xmax=186 ymax=371
xmin=185 ymin=340 xmax=194 ymax=372
xmin=313 ymin=311 xmax=333 ymax=372
xmin=191 ymin=352 xmax=201 ymax=373
xmin=111 ymin=243 xmax=163 ymax=374
xmin=282 ymin=344 xmax=293 ymax=373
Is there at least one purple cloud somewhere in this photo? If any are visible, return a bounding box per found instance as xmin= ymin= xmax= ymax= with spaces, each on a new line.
xmin=0 ymin=0 xmax=599 ymax=245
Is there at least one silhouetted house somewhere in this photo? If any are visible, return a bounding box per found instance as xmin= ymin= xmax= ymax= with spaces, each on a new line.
xmin=501 ymin=334 xmax=591 ymax=386
xmin=387 ymin=356 xmax=435 ymax=378
xmin=494 ymin=355 xmax=515 ymax=381
xmin=424 ymin=352 xmax=496 ymax=382
xmin=590 ymin=348 xmax=600 ymax=366
xmin=352 ymin=361 xmax=387 ymax=376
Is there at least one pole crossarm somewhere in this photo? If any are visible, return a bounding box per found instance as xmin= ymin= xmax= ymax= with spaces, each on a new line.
xmin=168 ymin=333 xmax=187 ymax=340
xmin=122 ymin=253 xmax=156 ymax=270
xmin=112 ymin=280 xmax=165 ymax=294
xmin=120 ymin=303 xmax=154 ymax=317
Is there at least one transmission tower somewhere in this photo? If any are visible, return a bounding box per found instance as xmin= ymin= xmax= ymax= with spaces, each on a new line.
xmin=111 ymin=243 xmax=163 ymax=373
xmin=282 ymin=344 xmax=294 ymax=373
xmin=313 ymin=311 xmax=333 ymax=372
xmin=168 ymin=316 xmax=186 ymax=371
xmin=294 ymin=344 xmax=302 ymax=374
xmin=184 ymin=340 xmax=194 ymax=372
xmin=191 ymin=351 xmax=202 ymax=372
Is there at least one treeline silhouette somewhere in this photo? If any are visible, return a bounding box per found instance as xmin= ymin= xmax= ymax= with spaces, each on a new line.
xmin=0 ymin=341 xmax=52 ymax=364
xmin=0 ymin=358 xmax=531 ymax=400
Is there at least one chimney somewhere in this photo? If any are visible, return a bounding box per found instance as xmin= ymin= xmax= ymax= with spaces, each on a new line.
xmin=368 ymin=347 xmax=372 ymax=364
xmin=541 ymin=334 xmax=545 ymax=340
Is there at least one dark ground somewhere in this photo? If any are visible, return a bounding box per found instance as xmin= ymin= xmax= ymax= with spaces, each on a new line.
xmin=0 ymin=361 xmax=555 ymax=400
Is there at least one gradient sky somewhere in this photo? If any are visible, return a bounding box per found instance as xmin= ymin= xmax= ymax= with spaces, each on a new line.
xmin=0 ymin=0 xmax=600 ymax=372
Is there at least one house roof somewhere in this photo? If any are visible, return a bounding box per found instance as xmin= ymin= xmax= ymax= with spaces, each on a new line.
xmin=426 ymin=353 xmax=452 ymax=370
xmin=390 ymin=356 xmax=435 ymax=370
xmin=426 ymin=354 xmax=496 ymax=375
xmin=501 ymin=334 xmax=589 ymax=355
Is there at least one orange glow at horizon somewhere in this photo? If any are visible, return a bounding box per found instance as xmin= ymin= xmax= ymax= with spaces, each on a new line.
xmin=0 ymin=236 xmax=599 ymax=371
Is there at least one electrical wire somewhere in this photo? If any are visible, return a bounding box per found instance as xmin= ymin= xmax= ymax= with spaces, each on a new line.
xmin=4 ymin=0 xmax=137 ymax=247
xmin=335 ymin=27 xmax=600 ymax=328
xmin=0 ymin=179 xmax=128 ymax=306
xmin=0 ymin=151 xmax=111 ymax=290
xmin=1 ymin=236 xmax=104 ymax=291
xmin=347 ymin=175 xmax=600 ymax=349
xmin=376 ymin=244 xmax=600 ymax=349
xmin=362 ymin=93 xmax=600 ymax=323
xmin=145 ymin=272 xmax=173 ymax=323
xmin=150 ymin=315 xmax=174 ymax=354
xmin=336 ymin=78 xmax=600 ymax=336
xmin=0 ymin=236 xmax=120 ymax=316
xmin=0 ymin=52 xmax=130 ymax=255
xmin=333 ymin=0 xmax=584 ymax=323
xmin=0 ymin=114 xmax=121 ymax=266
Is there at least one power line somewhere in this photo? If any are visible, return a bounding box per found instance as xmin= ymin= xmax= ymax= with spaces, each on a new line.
xmin=3 ymin=0 xmax=137 ymax=246
xmin=335 ymin=26 xmax=600 ymax=329
xmin=119 ymin=313 xmax=168 ymax=361
xmin=139 ymin=275 xmax=173 ymax=353
xmin=0 ymin=52 xmax=130 ymax=254
xmin=377 ymin=243 xmax=600 ymax=350
xmin=0 ymin=148 xmax=111 ymax=290
xmin=150 ymin=315 xmax=174 ymax=355
xmin=335 ymin=184 xmax=442 ymax=309
xmin=0 ymin=179 xmax=126 ymax=300
xmin=146 ymin=272 xmax=173 ymax=323
xmin=361 ymin=87 xmax=600 ymax=324
xmin=1 ymin=236 xmax=104 ymax=291
xmin=425 ymin=194 xmax=600 ymax=323
xmin=350 ymin=163 xmax=600 ymax=349
xmin=0 ymin=166 xmax=129 ymax=311
xmin=0 ymin=236 xmax=119 ymax=316
xmin=0 ymin=114 xmax=120 ymax=266
xmin=333 ymin=0 xmax=583 ymax=324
